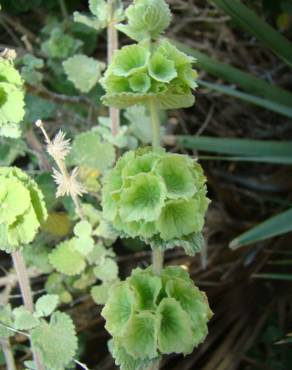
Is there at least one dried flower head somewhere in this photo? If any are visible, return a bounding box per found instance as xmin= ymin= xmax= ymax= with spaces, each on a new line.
xmin=53 ymin=167 xmax=87 ymax=198
xmin=47 ymin=130 xmax=71 ymax=161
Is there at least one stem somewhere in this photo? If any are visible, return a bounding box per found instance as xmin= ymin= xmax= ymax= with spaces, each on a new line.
xmin=152 ymin=249 xmax=164 ymax=276
xmin=149 ymin=99 xmax=161 ymax=148
xmin=0 ymin=339 xmax=16 ymax=370
xmin=11 ymin=251 xmax=45 ymax=370
xmin=58 ymin=0 xmax=68 ymax=23
xmin=107 ymin=0 xmax=120 ymax=136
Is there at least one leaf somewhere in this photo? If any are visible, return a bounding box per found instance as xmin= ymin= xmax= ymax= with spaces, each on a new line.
xmin=175 ymin=135 xmax=292 ymax=164
xmin=148 ymin=52 xmax=177 ymax=83
xmin=109 ymin=339 xmax=153 ymax=370
xmin=0 ymin=305 xmax=13 ymax=338
xmin=91 ymin=281 xmax=116 ymax=305
xmin=117 ymin=0 xmax=172 ymax=41
xmin=73 ymin=11 xmax=104 ymax=31
xmin=0 ymin=83 xmax=25 ymax=133
xmin=199 ymin=80 xmax=292 ymax=119
xmin=74 ymin=220 xmax=92 ymax=237
xmin=174 ymin=40 xmax=292 ymax=109
xmin=49 ymin=239 xmax=86 ymax=276
xmin=230 ymin=208 xmax=292 ymax=249
xmin=155 ymin=154 xmax=196 ymax=199
xmin=89 ymin=0 xmax=107 ymax=20
xmin=13 ymin=306 xmax=39 ymax=330
xmin=94 ymin=257 xmax=119 ymax=282
xmin=110 ymin=45 xmax=150 ymax=77
xmin=35 ymin=295 xmax=59 ymax=318
xmin=119 ymin=173 xmax=166 ymax=223
xmin=124 ymin=106 xmax=152 ymax=144
xmin=63 ymin=54 xmax=105 ymax=93
xmin=31 ymin=312 xmax=78 ymax=370
xmin=157 ymin=198 xmax=204 ymax=240
xmin=128 ymin=268 xmax=162 ymax=310
xmin=211 ymin=0 xmax=292 ymax=67
xmin=0 ymin=137 xmax=26 ymax=166
xmin=157 ymin=297 xmax=194 ymax=355
xmin=101 ymin=282 xmax=134 ymax=336
xmin=124 ymin=312 xmax=158 ymax=359
xmin=129 ymin=73 xmax=151 ymax=93
xmin=68 ymin=130 xmax=115 ymax=173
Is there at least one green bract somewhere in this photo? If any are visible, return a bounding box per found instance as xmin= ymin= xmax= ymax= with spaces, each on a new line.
xmin=100 ymin=40 xmax=198 ymax=109
xmin=102 ymin=266 xmax=213 ymax=370
xmin=116 ymin=0 xmax=172 ymax=42
xmin=102 ymin=148 xmax=209 ymax=255
xmin=0 ymin=167 xmax=47 ymax=252
xmin=0 ymin=58 xmax=25 ymax=138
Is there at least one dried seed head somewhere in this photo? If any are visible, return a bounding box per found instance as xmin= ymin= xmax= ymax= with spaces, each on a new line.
xmin=53 ymin=167 xmax=87 ymax=198
xmin=47 ymin=130 xmax=71 ymax=161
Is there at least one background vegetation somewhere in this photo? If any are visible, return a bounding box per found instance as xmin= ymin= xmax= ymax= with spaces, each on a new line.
xmin=0 ymin=0 xmax=292 ymax=369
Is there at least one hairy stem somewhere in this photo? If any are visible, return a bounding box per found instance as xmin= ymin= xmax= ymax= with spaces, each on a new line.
xmin=0 ymin=338 xmax=16 ymax=370
xmin=149 ymin=99 xmax=161 ymax=148
xmin=107 ymin=0 xmax=120 ymax=136
xmin=11 ymin=251 xmax=45 ymax=370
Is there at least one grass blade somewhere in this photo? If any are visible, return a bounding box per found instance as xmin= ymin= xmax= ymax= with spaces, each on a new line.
xmin=230 ymin=208 xmax=292 ymax=249
xmin=211 ymin=0 xmax=292 ymax=66
xmin=174 ymin=136 xmax=292 ymax=164
xmin=173 ymin=41 xmax=292 ymax=109
xmin=199 ymin=80 xmax=292 ymax=118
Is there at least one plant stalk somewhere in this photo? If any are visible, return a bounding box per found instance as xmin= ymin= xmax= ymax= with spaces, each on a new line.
xmin=152 ymin=249 xmax=164 ymax=276
xmin=107 ymin=0 xmax=120 ymax=136
xmin=11 ymin=251 xmax=45 ymax=370
xmin=0 ymin=338 xmax=16 ymax=370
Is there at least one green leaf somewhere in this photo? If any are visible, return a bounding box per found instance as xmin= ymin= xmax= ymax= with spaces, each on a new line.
xmin=212 ymin=0 xmax=292 ymax=67
xmin=63 ymin=54 xmax=105 ymax=93
xmin=129 ymin=73 xmax=151 ymax=93
xmin=148 ymin=52 xmax=177 ymax=83
xmin=109 ymin=339 xmax=153 ymax=370
xmin=91 ymin=281 xmax=116 ymax=305
xmin=124 ymin=312 xmax=158 ymax=359
xmin=119 ymin=173 xmax=166 ymax=223
xmin=0 ymin=305 xmax=13 ymax=338
xmin=73 ymin=11 xmax=104 ymax=31
xmin=94 ymin=257 xmax=119 ymax=282
xmin=117 ymin=0 xmax=172 ymax=41
xmin=129 ymin=268 xmax=161 ymax=310
xmin=31 ymin=311 xmax=78 ymax=370
xmin=74 ymin=220 xmax=92 ymax=238
xmin=13 ymin=306 xmax=39 ymax=330
xmin=173 ymin=41 xmax=292 ymax=109
xmin=110 ymin=45 xmax=150 ymax=77
xmin=68 ymin=130 xmax=116 ymax=173
xmin=0 ymin=137 xmax=26 ymax=166
xmin=102 ymin=282 xmax=134 ymax=336
xmin=230 ymin=208 xmax=292 ymax=249
xmin=35 ymin=294 xmax=59 ymax=318
xmin=0 ymin=83 xmax=25 ymax=132
xmin=155 ymin=154 xmax=196 ymax=199
xmin=49 ymin=239 xmax=86 ymax=276
xmin=199 ymin=80 xmax=292 ymax=119
xmin=157 ymin=297 xmax=194 ymax=355
xmin=89 ymin=0 xmax=107 ymax=20
xmin=175 ymin=135 xmax=292 ymax=164
xmin=157 ymin=198 xmax=204 ymax=240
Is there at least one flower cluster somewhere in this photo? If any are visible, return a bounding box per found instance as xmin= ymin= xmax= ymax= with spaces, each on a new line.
xmin=102 ymin=148 xmax=209 ymax=254
xmin=0 ymin=167 xmax=47 ymax=252
xmin=102 ymin=266 xmax=213 ymax=369
xmin=101 ymin=40 xmax=198 ymax=110
xmin=0 ymin=57 xmax=25 ymax=138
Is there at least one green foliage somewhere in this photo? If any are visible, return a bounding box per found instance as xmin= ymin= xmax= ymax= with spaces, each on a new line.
xmin=0 ymin=58 xmax=25 ymax=138
xmin=31 ymin=311 xmax=78 ymax=370
xmin=102 ymin=266 xmax=212 ymax=369
xmin=35 ymin=294 xmax=59 ymax=318
xmin=101 ymin=40 xmax=197 ymax=109
xmin=102 ymin=148 xmax=209 ymax=255
xmin=13 ymin=306 xmax=39 ymax=330
xmin=63 ymin=54 xmax=105 ymax=93
xmin=18 ymin=53 xmax=44 ymax=86
xmin=0 ymin=305 xmax=13 ymax=338
xmin=67 ymin=129 xmax=116 ymax=174
xmin=116 ymin=0 xmax=172 ymax=41
xmin=0 ymin=167 xmax=47 ymax=252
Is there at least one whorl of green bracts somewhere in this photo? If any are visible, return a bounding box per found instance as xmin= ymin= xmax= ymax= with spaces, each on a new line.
xmin=102 ymin=148 xmax=209 ymax=255
xmin=0 ymin=167 xmax=47 ymax=252
xmin=102 ymin=266 xmax=213 ymax=370
xmin=116 ymin=0 xmax=172 ymax=42
xmin=100 ymin=40 xmax=198 ymax=109
xmin=0 ymin=58 xmax=25 ymax=138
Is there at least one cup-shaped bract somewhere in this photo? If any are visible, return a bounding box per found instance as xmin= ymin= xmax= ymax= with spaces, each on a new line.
xmin=100 ymin=40 xmax=198 ymax=110
xmin=0 ymin=58 xmax=25 ymax=138
xmin=102 ymin=148 xmax=209 ymax=255
xmin=0 ymin=167 xmax=47 ymax=252
xmin=116 ymin=0 xmax=172 ymax=42
xmin=102 ymin=266 xmax=213 ymax=369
